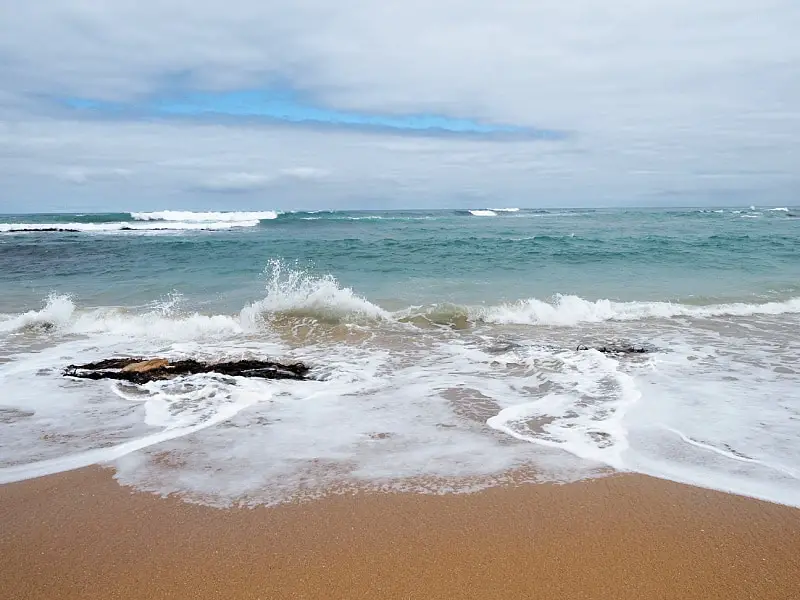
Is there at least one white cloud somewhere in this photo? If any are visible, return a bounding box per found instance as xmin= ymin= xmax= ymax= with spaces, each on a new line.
xmin=280 ymin=167 xmax=330 ymax=179
xmin=194 ymin=172 xmax=274 ymax=193
xmin=0 ymin=0 xmax=798 ymax=210
xmin=56 ymin=166 xmax=132 ymax=184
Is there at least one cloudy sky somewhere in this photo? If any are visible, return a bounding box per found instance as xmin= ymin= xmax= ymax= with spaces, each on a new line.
xmin=1 ymin=0 xmax=799 ymax=212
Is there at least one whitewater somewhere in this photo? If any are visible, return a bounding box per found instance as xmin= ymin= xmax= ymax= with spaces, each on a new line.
xmin=1 ymin=207 xmax=799 ymax=507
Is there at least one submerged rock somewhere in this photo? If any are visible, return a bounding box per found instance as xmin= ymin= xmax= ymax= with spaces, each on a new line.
xmin=63 ymin=357 xmax=310 ymax=384
xmin=576 ymin=344 xmax=651 ymax=354
xmin=121 ymin=358 xmax=170 ymax=373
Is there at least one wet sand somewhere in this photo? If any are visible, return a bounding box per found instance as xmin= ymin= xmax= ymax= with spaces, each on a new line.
xmin=1 ymin=468 xmax=799 ymax=600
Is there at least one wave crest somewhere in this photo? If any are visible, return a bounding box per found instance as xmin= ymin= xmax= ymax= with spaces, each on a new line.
xmin=477 ymin=295 xmax=800 ymax=326
xmin=240 ymin=260 xmax=389 ymax=326
xmin=131 ymin=210 xmax=279 ymax=222
xmin=0 ymin=294 xmax=242 ymax=339
xmin=5 ymin=285 xmax=799 ymax=340
xmin=0 ymin=294 xmax=76 ymax=333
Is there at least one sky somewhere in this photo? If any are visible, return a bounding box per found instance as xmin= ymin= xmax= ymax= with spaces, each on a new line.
xmin=1 ymin=0 xmax=799 ymax=212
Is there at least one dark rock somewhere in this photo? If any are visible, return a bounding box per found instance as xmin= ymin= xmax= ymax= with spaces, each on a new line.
xmin=121 ymin=358 xmax=170 ymax=373
xmin=64 ymin=357 xmax=311 ymax=384
xmin=577 ymin=344 xmax=651 ymax=354
xmin=1 ymin=228 xmax=84 ymax=233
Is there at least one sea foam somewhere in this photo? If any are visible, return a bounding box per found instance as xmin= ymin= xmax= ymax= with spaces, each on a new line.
xmin=2 ymin=261 xmax=800 ymax=507
xmin=131 ymin=210 xmax=279 ymax=222
xmin=476 ymin=295 xmax=800 ymax=326
xmin=240 ymin=260 xmax=389 ymax=325
xmin=0 ymin=294 xmax=76 ymax=333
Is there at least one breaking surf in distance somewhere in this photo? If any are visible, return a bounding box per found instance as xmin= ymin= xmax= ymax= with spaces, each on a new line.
xmin=130 ymin=210 xmax=280 ymax=222
xmin=3 ymin=206 xmax=798 ymax=235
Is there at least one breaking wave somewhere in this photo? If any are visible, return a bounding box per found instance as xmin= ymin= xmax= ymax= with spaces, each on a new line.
xmin=130 ymin=210 xmax=279 ymax=222
xmin=468 ymin=210 xmax=497 ymax=217
xmin=4 ymin=287 xmax=800 ymax=339
xmin=475 ymin=295 xmax=800 ymax=326
xmin=0 ymin=294 xmax=243 ymax=339
xmin=240 ymin=260 xmax=389 ymax=325
xmin=0 ymin=294 xmax=76 ymax=333
xmin=396 ymin=295 xmax=800 ymax=328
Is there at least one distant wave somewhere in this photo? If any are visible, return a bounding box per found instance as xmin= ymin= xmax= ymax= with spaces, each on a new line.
xmin=466 ymin=208 xmax=520 ymax=216
xmin=0 ymin=221 xmax=259 ymax=233
xmin=131 ymin=210 xmax=279 ymax=222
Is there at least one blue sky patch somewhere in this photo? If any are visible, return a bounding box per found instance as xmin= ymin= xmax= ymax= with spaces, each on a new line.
xmin=62 ymin=89 xmax=562 ymax=139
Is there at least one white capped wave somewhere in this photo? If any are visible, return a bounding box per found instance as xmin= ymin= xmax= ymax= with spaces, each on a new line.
xmin=769 ymin=207 xmax=789 ymax=212
xmin=6 ymin=290 xmax=800 ymax=341
xmin=488 ymin=207 xmax=520 ymax=213
xmin=0 ymin=294 xmax=76 ymax=333
xmin=131 ymin=210 xmax=279 ymax=222
xmin=69 ymin=311 xmax=244 ymax=339
xmin=241 ymin=260 xmax=389 ymax=325
xmin=476 ymin=295 xmax=800 ymax=326
xmin=0 ymin=221 xmax=259 ymax=233
xmin=468 ymin=210 xmax=497 ymax=217
xmin=0 ymin=294 xmax=244 ymax=339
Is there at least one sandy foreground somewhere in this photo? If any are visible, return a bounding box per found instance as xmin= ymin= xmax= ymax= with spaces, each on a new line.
xmin=1 ymin=468 xmax=799 ymax=600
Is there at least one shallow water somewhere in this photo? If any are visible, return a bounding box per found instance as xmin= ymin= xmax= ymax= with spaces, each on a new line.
xmin=1 ymin=207 xmax=798 ymax=506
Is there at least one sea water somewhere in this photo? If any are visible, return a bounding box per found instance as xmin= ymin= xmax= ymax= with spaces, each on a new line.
xmin=0 ymin=207 xmax=798 ymax=507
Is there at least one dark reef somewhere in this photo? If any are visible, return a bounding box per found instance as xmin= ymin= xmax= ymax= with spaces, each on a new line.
xmin=63 ymin=357 xmax=311 ymax=384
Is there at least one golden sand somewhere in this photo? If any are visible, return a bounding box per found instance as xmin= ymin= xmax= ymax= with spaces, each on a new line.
xmin=1 ymin=468 xmax=799 ymax=599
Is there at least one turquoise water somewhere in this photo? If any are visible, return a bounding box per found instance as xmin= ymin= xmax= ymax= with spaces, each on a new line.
xmin=2 ymin=207 xmax=799 ymax=312
xmin=1 ymin=207 xmax=799 ymax=507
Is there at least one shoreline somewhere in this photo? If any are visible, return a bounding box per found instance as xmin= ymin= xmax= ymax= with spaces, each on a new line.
xmin=2 ymin=468 xmax=799 ymax=599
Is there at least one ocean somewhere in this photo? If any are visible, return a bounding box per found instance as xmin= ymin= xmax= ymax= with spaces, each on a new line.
xmin=1 ymin=206 xmax=798 ymax=507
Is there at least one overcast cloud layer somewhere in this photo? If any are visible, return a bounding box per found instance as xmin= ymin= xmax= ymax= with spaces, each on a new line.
xmin=1 ymin=0 xmax=799 ymax=212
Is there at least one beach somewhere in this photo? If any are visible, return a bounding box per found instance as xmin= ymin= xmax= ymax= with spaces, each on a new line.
xmin=2 ymin=468 xmax=799 ymax=600
xmin=2 ymin=209 xmax=800 ymax=598
xmin=5 ymin=0 xmax=800 ymax=595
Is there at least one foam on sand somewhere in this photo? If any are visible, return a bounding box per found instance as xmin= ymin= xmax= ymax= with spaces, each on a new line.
xmin=1 ymin=271 xmax=799 ymax=508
